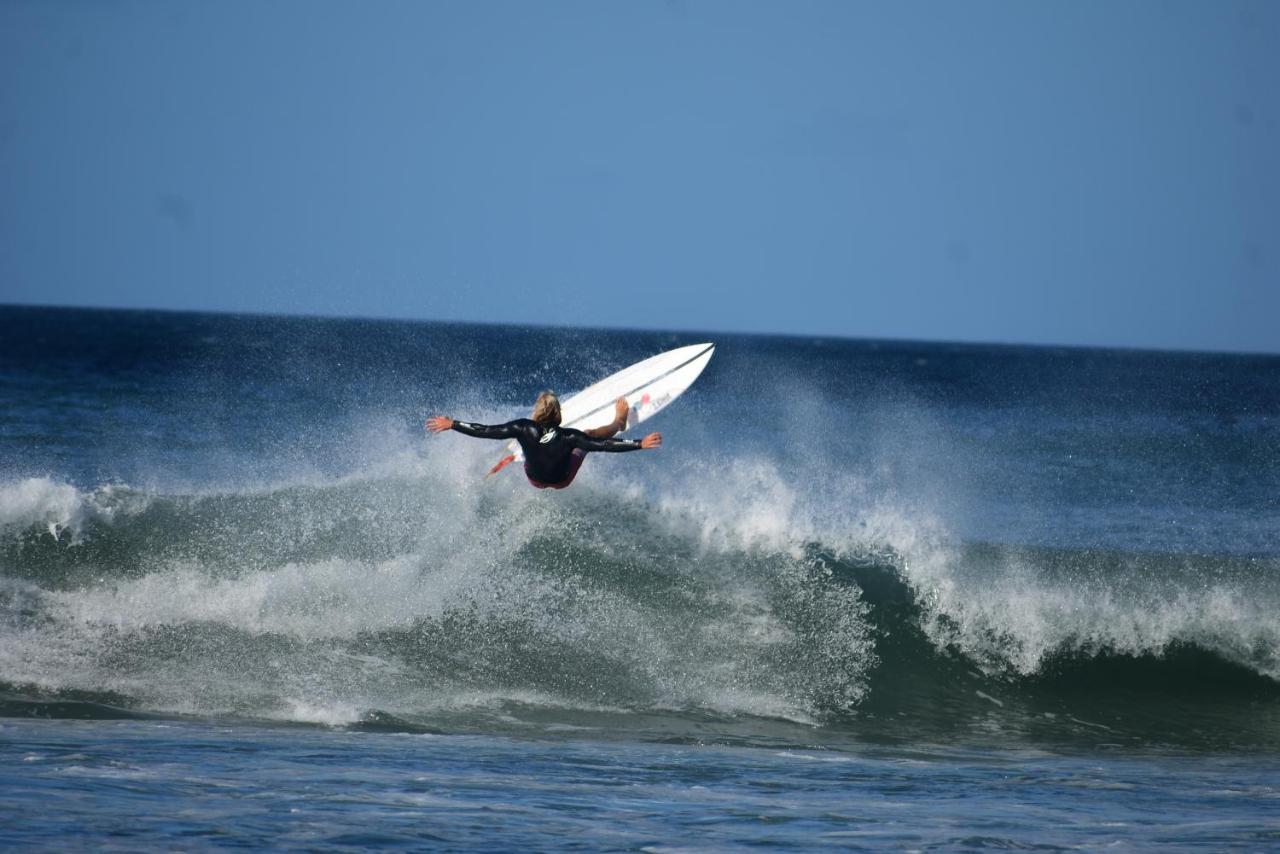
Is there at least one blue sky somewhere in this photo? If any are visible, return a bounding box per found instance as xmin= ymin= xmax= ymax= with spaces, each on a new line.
xmin=2 ymin=1 xmax=1277 ymax=352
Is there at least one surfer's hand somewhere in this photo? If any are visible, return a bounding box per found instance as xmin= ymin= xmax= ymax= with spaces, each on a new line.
xmin=614 ymin=397 xmax=629 ymax=424
xmin=640 ymin=432 xmax=662 ymax=450
xmin=426 ymin=416 xmax=454 ymax=433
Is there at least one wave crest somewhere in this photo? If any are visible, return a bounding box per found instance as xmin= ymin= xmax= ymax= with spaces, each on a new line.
xmin=1 ymin=452 xmax=1277 ymax=745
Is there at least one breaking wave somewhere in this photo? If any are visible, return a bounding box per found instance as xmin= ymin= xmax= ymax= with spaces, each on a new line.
xmin=2 ymin=431 xmax=1278 ymax=748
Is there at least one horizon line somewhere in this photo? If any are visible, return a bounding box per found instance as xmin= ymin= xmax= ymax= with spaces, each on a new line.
xmin=2 ymin=299 xmax=1276 ymax=360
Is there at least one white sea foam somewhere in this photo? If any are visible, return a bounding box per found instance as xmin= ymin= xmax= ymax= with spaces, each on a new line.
xmin=0 ymin=478 xmax=88 ymax=540
xmin=597 ymin=442 xmax=1280 ymax=684
xmin=1 ymin=450 xmax=874 ymax=724
xmin=4 ymin=410 xmax=1275 ymax=730
xmin=274 ymin=699 xmax=366 ymax=727
xmin=49 ymin=556 xmax=447 ymax=639
xmin=904 ymin=551 xmax=1280 ymax=680
xmin=0 ymin=477 xmax=149 ymax=542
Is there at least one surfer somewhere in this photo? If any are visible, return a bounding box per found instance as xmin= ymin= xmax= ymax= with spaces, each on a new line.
xmin=426 ymin=393 xmax=662 ymax=490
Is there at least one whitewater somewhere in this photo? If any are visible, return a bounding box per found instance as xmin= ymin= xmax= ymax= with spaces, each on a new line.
xmin=2 ymin=305 xmax=1278 ymax=849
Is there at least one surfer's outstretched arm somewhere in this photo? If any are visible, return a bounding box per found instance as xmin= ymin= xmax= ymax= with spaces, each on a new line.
xmin=426 ymin=416 xmax=520 ymax=440
xmin=570 ymin=431 xmax=662 ymax=452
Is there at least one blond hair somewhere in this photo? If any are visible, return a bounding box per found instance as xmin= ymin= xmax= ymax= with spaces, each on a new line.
xmin=531 ymin=391 xmax=561 ymax=426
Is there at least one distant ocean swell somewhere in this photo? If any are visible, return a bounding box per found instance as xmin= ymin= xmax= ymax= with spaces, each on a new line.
xmin=3 ymin=431 xmax=1277 ymax=747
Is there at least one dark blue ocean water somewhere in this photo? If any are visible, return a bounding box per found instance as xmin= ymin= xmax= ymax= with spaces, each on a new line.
xmin=2 ymin=305 xmax=1278 ymax=849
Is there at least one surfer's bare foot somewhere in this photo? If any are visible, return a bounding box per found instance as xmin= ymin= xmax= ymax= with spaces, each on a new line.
xmin=426 ymin=416 xmax=454 ymax=433
xmin=640 ymin=432 xmax=662 ymax=450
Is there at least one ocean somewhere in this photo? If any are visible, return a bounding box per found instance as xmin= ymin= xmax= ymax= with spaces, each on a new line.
xmin=1 ymin=304 xmax=1277 ymax=850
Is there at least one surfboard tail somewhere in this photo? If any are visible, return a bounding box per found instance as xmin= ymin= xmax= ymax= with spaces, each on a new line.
xmin=486 ymin=454 xmax=516 ymax=479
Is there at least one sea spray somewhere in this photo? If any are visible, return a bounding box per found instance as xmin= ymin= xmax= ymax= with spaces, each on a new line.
xmin=2 ymin=307 xmax=1278 ymax=749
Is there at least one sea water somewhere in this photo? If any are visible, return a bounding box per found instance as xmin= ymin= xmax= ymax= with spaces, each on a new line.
xmin=1 ymin=305 xmax=1277 ymax=849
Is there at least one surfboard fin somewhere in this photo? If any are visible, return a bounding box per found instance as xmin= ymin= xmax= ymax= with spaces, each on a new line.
xmin=486 ymin=454 xmax=516 ymax=479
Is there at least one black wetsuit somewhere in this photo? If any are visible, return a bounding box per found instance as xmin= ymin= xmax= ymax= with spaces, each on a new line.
xmin=451 ymin=419 xmax=642 ymax=486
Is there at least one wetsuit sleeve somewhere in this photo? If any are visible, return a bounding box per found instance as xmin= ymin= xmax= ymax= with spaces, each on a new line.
xmin=451 ymin=420 xmax=521 ymax=440
xmin=569 ymin=434 xmax=644 ymax=453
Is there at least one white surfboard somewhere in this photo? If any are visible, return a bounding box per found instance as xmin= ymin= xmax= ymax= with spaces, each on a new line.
xmin=487 ymin=342 xmax=715 ymax=477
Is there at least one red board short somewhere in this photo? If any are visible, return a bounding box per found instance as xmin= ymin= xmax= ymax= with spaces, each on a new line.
xmin=526 ymin=448 xmax=588 ymax=490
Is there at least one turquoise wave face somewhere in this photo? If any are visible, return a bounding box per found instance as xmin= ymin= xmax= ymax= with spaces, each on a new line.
xmin=1 ymin=306 xmax=1278 ymax=746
